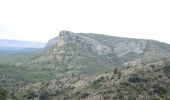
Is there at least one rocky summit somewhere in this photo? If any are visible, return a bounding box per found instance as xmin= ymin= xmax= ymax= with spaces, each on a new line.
xmin=43 ymin=30 xmax=170 ymax=67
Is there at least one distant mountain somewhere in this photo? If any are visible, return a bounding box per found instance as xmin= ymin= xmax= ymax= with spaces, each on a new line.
xmin=0 ymin=39 xmax=46 ymax=50
xmin=20 ymin=30 xmax=170 ymax=76
xmin=45 ymin=30 xmax=170 ymax=65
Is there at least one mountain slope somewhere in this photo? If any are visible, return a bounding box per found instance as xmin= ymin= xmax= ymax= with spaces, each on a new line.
xmin=5 ymin=30 xmax=169 ymax=93
xmin=1 ymin=30 xmax=170 ymax=87
xmin=1 ymin=30 xmax=170 ymax=99
xmin=14 ymin=58 xmax=170 ymax=100
xmin=21 ymin=31 xmax=170 ymax=74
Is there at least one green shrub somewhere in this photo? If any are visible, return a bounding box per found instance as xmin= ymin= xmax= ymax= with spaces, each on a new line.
xmin=114 ymin=68 xmax=118 ymax=74
xmin=152 ymin=84 xmax=167 ymax=95
xmin=24 ymin=92 xmax=38 ymax=99
xmin=79 ymin=93 xmax=89 ymax=98
xmin=128 ymin=76 xmax=147 ymax=83
xmin=163 ymin=65 xmax=170 ymax=77
xmin=0 ymin=86 xmax=8 ymax=100
xmin=39 ymin=92 xmax=51 ymax=100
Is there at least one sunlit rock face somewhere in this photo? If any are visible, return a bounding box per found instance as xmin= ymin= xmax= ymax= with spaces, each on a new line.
xmin=43 ymin=30 xmax=170 ymax=69
xmin=46 ymin=30 xmax=112 ymax=55
xmin=114 ymin=40 xmax=147 ymax=57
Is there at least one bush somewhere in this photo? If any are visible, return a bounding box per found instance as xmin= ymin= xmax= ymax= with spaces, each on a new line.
xmin=153 ymin=96 xmax=163 ymax=100
xmin=152 ymin=84 xmax=167 ymax=95
xmin=150 ymin=64 xmax=156 ymax=69
xmin=128 ymin=76 xmax=147 ymax=83
xmin=118 ymin=71 xmax=122 ymax=79
xmin=25 ymin=92 xmax=38 ymax=99
xmin=128 ymin=76 xmax=142 ymax=83
xmin=90 ymin=76 xmax=104 ymax=89
xmin=0 ymin=86 xmax=8 ymax=100
xmin=79 ymin=93 xmax=89 ymax=98
xmin=114 ymin=68 xmax=118 ymax=74
xmin=163 ymin=65 xmax=170 ymax=76
xmin=39 ymin=92 xmax=51 ymax=100
xmin=74 ymin=92 xmax=89 ymax=99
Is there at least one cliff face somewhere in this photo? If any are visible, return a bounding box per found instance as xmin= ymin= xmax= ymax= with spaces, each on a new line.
xmin=46 ymin=30 xmax=170 ymax=60
xmin=46 ymin=30 xmax=112 ymax=55
xmin=113 ymin=40 xmax=147 ymax=57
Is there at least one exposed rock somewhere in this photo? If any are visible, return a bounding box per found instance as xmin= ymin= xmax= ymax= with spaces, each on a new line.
xmin=114 ymin=40 xmax=146 ymax=57
xmin=46 ymin=30 xmax=112 ymax=55
xmin=27 ymin=30 xmax=170 ymax=73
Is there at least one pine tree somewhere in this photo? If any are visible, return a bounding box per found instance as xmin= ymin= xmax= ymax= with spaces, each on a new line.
xmin=114 ymin=68 xmax=118 ymax=74
xmin=118 ymin=71 xmax=122 ymax=79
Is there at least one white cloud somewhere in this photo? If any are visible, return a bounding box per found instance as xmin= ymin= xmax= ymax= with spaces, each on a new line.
xmin=0 ymin=0 xmax=170 ymax=43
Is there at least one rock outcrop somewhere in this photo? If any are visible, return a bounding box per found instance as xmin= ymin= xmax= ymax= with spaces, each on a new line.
xmin=44 ymin=30 xmax=170 ymax=67
xmin=46 ymin=30 xmax=112 ymax=55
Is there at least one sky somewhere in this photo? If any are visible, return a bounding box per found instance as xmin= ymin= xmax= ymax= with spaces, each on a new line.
xmin=0 ymin=0 xmax=170 ymax=43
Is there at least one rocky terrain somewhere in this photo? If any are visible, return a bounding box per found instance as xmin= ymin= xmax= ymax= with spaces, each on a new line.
xmin=22 ymin=30 xmax=170 ymax=71
xmin=10 ymin=58 xmax=170 ymax=100
xmin=1 ymin=30 xmax=170 ymax=100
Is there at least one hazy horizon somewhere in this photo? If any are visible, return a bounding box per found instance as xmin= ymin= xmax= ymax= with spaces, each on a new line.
xmin=0 ymin=0 xmax=170 ymax=43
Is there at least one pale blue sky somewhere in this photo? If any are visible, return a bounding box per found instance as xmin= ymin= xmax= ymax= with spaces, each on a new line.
xmin=0 ymin=0 xmax=170 ymax=43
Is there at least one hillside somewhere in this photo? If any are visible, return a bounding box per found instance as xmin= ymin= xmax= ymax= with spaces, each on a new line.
xmin=19 ymin=30 xmax=170 ymax=75
xmin=12 ymin=57 xmax=170 ymax=100
xmin=1 ymin=30 xmax=170 ymax=99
